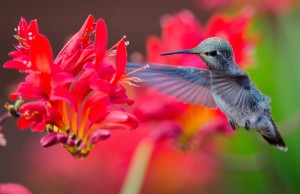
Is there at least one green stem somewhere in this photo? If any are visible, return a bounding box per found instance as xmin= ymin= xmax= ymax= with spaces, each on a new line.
xmin=120 ymin=138 xmax=155 ymax=194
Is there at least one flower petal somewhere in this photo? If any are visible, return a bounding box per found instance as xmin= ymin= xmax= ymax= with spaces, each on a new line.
xmin=51 ymin=72 xmax=74 ymax=87
xmin=26 ymin=19 xmax=39 ymax=45
xmin=84 ymin=92 xmax=111 ymax=122
xmin=54 ymin=15 xmax=94 ymax=71
xmin=15 ymin=82 xmax=48 ymax=100
xmin=3 ymin=60 xmax=28 ymax=70
xmin=110 ymin=85 xmax=134 ymax=105
xmin=31 ymin=120 xmax=47 ymax=132
xmin=17 ymin=116 xmax=32 ymax=130
xmin=19 ymin=101 xmax=47 ymax=112
xmin=88 ymin=129 xmax=110 ymax=144
xmin=89 ymin=75 xmax=110 ymax=93
xmin=71 ymin=71 xmax=93 ymax=104
xmin=30 ymin=34 xmax=53 ymax=73
xmin=95 ymin=19 xmax=108 ymax=63
xmin=103 ymin=111 xmax=138 ymax=130
xmin=111 ymin=40 xmax=127 ymax=85
xmin=46 ymin=106 xmax=65 ymax=129
xmin=94 ymin=61 xmax=115 ymax=80
xmin=40 ymin=132 xmax=68 ymax=147
xmin=17 ymin=18 xmax=29 ymax=39
xmin=51 ymin=86 xmax=78 ymax=111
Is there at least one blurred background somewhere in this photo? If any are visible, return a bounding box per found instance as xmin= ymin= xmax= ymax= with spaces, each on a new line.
xmin=1 ymin=0 xmax=300 ymax=193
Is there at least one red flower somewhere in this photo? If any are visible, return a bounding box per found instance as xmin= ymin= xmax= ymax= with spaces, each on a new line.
xmin=146 ymin=10 xmax=205 ymax=68
xmin=193 ymin=0 xmax=299 ymax=14
xmin=146 ymin=9 xmax=256 ymax=69
xmin=4 ymin=16 xmax=137 ymax=158
xmin=3 ymin=18 xmax=39 ymax=71
xmin=25 ymin=127 xmax=222 ymax=194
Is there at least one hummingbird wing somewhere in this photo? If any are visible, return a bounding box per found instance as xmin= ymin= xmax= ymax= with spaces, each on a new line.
xmin=126 ymin=62 xmax=217 ymax=108
xmin=211 ymin=72 xmax=256 ymax=111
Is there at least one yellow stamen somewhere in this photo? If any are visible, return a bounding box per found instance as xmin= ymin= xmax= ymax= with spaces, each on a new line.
xmin=53 ymin=125 xmax=59 ymax=132
xmin=77 ymin=110 xmax=89 ymax=139
xmin=60 ymin=101 xmax=70 ymax=130
xmin=119 ymin=64 xmax=149 ymax=86
xmin=71 ymin=110 xmax=78 ymax=135
xmin=106 ymin=35 xmax=127 ymax=56
xmin=126 ymin=64 xmax=149 ymax=77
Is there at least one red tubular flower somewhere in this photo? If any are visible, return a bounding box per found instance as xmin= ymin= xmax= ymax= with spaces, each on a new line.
xmin=4 ymin=15 xmax=137 ymax=158
xmin=4 ymin=18 xmax=39 ymax=71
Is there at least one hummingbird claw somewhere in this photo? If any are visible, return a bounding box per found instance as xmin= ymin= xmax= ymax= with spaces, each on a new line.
xmin=245 ymin=120 xmax=250 ymax=130
xmin=229 ymin=120 xmax=239 ymax=130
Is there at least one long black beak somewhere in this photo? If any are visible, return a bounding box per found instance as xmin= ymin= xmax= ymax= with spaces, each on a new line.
xmin=160 ymin=49 xmax=195 ymax=56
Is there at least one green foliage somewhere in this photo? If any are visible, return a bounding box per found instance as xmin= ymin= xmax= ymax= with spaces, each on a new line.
xmin=223 ymin=10 xmax=300 ymax=194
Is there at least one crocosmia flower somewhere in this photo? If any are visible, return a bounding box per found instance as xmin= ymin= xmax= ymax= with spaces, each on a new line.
xmin=4 ymin=15 xmax=138 ymax=158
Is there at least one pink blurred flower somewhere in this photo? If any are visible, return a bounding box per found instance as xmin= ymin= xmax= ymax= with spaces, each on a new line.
xmin=146 ymin=8 xmax=256 ymax=68
xmin=3 ymin=16 xmax=138 ymax=158
xmin=0 ymin=183 xmax=31 ymax=194
xmin=25 ymin=127 xmax=222 ymax=194
xmin=193 ymin=0 xmax=299 ymax=14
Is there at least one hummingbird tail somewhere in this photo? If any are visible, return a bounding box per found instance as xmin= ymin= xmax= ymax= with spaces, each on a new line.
xmin=261 ymin=119 xmax=288 ymax=152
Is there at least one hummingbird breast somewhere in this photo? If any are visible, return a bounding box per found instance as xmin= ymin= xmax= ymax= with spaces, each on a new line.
xmin=212 ymin=91 xmax=248 ymax=125
xmin=212 ymin=92 xmax=264 ymax=129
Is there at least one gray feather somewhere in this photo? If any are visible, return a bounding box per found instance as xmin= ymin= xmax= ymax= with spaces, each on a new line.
xmin=126 ymin=62 xmax=217 ymax=108
xmin=211 ymin=72 xmax=256 ymax=111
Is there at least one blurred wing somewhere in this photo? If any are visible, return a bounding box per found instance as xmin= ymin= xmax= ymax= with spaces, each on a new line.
xmin=126 ymin=62 xmax=217 ymax=108
xmin=211 ymin=72 xmax=256 ymax=111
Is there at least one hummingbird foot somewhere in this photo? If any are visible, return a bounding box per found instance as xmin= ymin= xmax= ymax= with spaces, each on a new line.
xmin=229 ymin=120 xmax=239 ymax=130
xmin=245 ymin=120 xmax=250 ymax=131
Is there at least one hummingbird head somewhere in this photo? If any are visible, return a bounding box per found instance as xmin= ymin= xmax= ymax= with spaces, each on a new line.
xmin=161 ymin=37 xmax=235 ymax=71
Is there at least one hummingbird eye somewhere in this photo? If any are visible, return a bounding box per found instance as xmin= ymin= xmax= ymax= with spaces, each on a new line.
xmin=205 ymin=50 xmax=218 ymax=57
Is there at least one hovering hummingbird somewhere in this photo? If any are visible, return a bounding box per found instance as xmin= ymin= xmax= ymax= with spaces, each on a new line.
xmin=126 ymin=37 xmax=287 ymax=151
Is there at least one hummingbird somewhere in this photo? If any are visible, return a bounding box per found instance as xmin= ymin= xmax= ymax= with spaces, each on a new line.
xmin=126 ymin=37 xmax=287 ymax=151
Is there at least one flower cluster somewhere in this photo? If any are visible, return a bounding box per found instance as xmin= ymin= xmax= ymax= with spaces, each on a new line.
xmin=4 ymin=15 xmax=138 ymax=158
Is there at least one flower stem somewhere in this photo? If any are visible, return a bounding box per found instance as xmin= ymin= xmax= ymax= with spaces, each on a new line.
xmin=120 ymin=138 xmax=155 ymax=194
xmin=0 ymin=112 xmax=12 ymax=147
xmin=0 ymin=112 xmax=11 ymax=124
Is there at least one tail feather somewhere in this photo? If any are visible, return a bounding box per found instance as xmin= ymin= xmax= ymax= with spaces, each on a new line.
xmin=260 ymin=119 xmax=288 ymax=152
xmin=261 ymin=131 xmax=287 ymax=152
